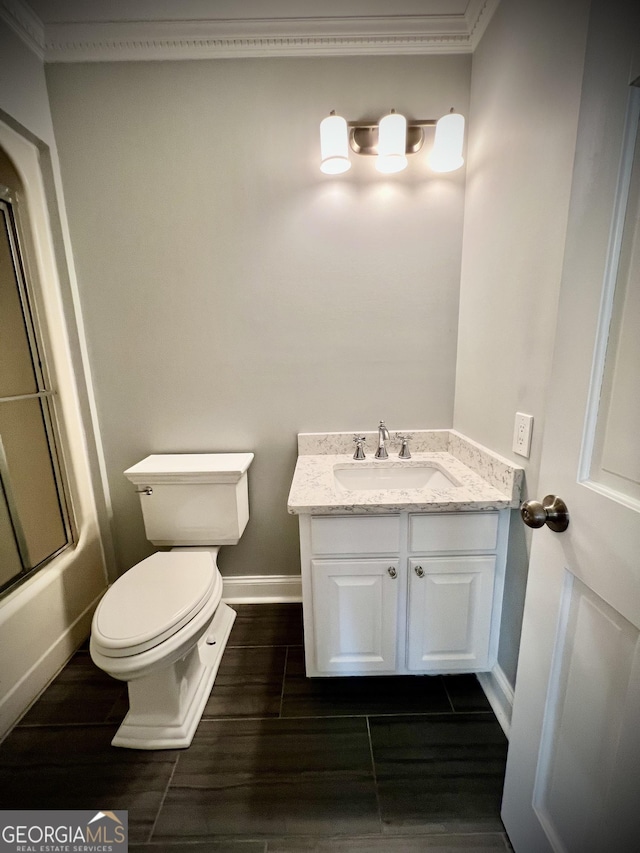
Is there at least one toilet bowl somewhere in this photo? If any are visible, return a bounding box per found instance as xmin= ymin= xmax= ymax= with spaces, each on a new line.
xmin=91 ymin=548 xmax=235 ymax=749
xmin=90 ymin=453 xmax=253 ymax=750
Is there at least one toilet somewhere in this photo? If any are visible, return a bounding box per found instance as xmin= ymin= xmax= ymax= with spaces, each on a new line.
xmin=90 ymin=452 xmax=254 ymax=750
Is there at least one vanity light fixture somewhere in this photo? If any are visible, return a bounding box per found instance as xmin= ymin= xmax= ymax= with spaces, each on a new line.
xmin=319 ymin=108 xmax=465 ymax=175
xmin=376 ymin=110 xmax=408 ymax=174
xmin=320 ymin=111 xmax=351 ymax=174
xmin=429 ymin=110 xmax=465 ymax=172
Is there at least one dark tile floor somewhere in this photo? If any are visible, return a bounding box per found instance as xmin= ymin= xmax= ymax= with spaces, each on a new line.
xmin=0 ymin=604 xmax=512 ymax=852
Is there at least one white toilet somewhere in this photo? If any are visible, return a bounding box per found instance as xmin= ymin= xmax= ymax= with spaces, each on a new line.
xmin=90 ymin=452 xmax=254 ymax=750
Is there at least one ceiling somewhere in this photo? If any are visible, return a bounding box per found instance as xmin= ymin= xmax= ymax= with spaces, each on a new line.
xmin=26 ymin=2 xmax=481 ymax=24
xmin=2 ymin=0 xmax=500 ymax=61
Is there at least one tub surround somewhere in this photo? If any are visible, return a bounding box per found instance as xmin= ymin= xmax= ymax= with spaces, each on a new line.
xmin=288 ymin=430 xmax=523 ymax=515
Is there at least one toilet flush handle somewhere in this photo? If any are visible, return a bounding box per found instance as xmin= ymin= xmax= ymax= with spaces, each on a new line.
xmin=135 ymin=486 xmax=153 ymax=496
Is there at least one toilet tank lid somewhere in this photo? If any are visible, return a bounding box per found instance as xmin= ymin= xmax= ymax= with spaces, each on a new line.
xmin=124 ymin=452 xmax=254 ymax=485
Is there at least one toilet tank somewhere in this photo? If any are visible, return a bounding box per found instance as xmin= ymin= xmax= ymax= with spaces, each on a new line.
xmin=124 ymin=453 xmax=254 ymax=546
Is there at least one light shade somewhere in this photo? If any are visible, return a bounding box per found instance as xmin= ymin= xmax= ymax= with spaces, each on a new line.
xmin=429 ymin=112 xmax=465 ymax=173
xmin=320 ymin=113 xmax=351 ymax=174
xmin=376 ymin=111 xmax=408 ymax=174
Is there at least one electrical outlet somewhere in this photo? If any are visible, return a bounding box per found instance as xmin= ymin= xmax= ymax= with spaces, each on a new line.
xmin=513 ymin=412 xmax=533 ymax=458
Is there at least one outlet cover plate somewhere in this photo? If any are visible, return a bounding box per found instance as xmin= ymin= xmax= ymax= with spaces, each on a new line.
xmin=513 ymin=412 xmax=533 ymax=458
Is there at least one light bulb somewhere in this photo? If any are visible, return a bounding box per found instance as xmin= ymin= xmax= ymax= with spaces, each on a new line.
xmin=376 ymin=111 xmax=407 ymax=174
xmin=429 ymin=111 xmax=465 ymax=173
xmin=320 ymin=113 xmax=351 ymax=174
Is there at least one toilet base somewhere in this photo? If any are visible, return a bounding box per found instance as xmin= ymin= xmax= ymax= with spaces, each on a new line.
xmin=111 ymin=601 xmax=236 ymax=749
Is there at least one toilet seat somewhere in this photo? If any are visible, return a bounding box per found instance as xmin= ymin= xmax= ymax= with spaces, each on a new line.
xmin=92 ymin=551 xmax=217 ymax=658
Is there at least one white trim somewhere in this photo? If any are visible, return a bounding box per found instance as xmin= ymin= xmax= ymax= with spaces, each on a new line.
xmin=0 ymin=592 xmax=101 ymax=742
xmin=467 ymin=0 xmax=500 ymax=50
xmin=2 ymin=0 xmax=500 ymax=62
xmin=222 ymin=574 xmax=302 ymax=604
xmin=477 ymin=662 xmax=514 ymax=739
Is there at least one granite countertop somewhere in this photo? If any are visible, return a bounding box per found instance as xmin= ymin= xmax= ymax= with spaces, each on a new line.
xmin=287 ymin=430 xmax=523 ymax=516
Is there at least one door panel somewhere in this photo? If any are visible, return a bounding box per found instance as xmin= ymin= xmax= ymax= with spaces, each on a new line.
xmin=407 ymin=556 xmax=495 ymax=671
xmin=311 ymin=559 xmax=399 ymax=673
xmin=588 ymin=101 xmax=640 ymax=505
xmin=532 ymin=576 xmax=639 ymax=852
xmin=501 ymin=4 xmax=640 ymax=851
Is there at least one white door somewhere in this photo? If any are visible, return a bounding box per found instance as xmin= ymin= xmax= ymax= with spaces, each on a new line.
xmin=501 ymin=6 xmax=640 ymax=853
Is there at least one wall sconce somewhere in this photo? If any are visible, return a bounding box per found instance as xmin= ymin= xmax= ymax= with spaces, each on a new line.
xmin=319 ymin=108 xmax=465 ymax=175
xmin=376 ymin=110 xmax=408 ymax=174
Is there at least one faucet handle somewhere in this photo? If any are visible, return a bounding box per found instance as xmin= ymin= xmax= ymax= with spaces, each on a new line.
xmin=353 ymin=435 xmax=366 ymax=460
xmin=396 ymin=433 xmax=413 ymax=459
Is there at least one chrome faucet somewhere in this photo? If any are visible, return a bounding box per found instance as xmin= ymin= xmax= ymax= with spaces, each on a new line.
xmin=375 ymin=420 xmax=390 ymax=459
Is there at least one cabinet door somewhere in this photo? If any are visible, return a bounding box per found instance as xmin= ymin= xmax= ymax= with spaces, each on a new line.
xmin=407 ymin=557 xmax=495 ymax=672
xmin=311 ymin=559 xmax=399 ymax=674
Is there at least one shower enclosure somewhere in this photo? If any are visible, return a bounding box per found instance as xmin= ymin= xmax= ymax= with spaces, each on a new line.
xmin=0 ymin=161 xmax=73 ymax=596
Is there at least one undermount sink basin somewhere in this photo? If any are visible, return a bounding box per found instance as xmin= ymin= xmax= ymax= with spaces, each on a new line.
xmin=333 ymin=464 xmax=458 ymax=491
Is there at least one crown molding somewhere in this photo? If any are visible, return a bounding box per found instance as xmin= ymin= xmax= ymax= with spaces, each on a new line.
xmin=2 ymin=0 xmax=500 ymax=63
xmin=42 ymin=23 xmax=472 ymax=63
xmin=467 ymin=0 xmax=500 ymax=50
xmin=0 ymin=0 xmax=44 ymax=59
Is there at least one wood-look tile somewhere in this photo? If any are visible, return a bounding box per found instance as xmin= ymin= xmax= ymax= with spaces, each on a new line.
xmin=2 ymin=604 xmax=510 ymax=849
xmin=153 ymin=717 xmax=379 ymax=839
xmin=281 ymin=647 xmax=451 ymax=718
xmin=202 ymin=645 xmax=287 ymax=718
xmin=18 ymin=651 xmax=127 ymax=726
xmin=0 ymin=725 xmax=178 ymax=842
xmin=443 ymin=675 xmax=493 ymax=713
xmin=369 ymin=714 xmax=508 ymax=833
xmin=267 ymin=834 xmax=509 ymax=851
xmin=228 ymin=603 xmax=303 ymax=647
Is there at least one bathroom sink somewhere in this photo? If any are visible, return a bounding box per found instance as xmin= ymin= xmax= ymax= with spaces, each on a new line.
xmin=333 ymin=463 xmax=458 ymax=491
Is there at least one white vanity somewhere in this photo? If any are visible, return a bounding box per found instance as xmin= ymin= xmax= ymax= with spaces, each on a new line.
xmin=288 ymin=430 xmax=523 ymax=678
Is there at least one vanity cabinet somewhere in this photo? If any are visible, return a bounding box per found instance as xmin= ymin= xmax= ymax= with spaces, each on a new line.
xmin=298 ymin=510 xmax=509 ymax=677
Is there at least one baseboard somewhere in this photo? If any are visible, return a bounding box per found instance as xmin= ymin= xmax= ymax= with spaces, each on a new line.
xmin=222 ymin=574 xmax=302 ymax=604
xmin=0 ymin=593 xmax=100 ymax=742
xmin=477 ymin=664 xmax=514 ymax=739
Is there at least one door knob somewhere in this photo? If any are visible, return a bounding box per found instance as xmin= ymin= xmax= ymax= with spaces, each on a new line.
xmin=520 ymin=495 xmax=569 ymax=533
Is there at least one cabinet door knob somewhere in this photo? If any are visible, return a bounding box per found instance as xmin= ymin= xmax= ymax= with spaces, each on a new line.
xmin=414 ymin=565 xmax=425 ymax=578
xmin=387 ymin=566 xmax=398 ymax=579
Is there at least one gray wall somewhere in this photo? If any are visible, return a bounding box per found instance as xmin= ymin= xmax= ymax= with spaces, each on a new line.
xmin=45 ymin=55 xmax=471 ymax=580
xmin=454 ymin=0 xmax=591 ymax=684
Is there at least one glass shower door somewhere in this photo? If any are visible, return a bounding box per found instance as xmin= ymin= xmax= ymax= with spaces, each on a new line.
xmin=0 ymin=184 xmax=72 ymax=594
